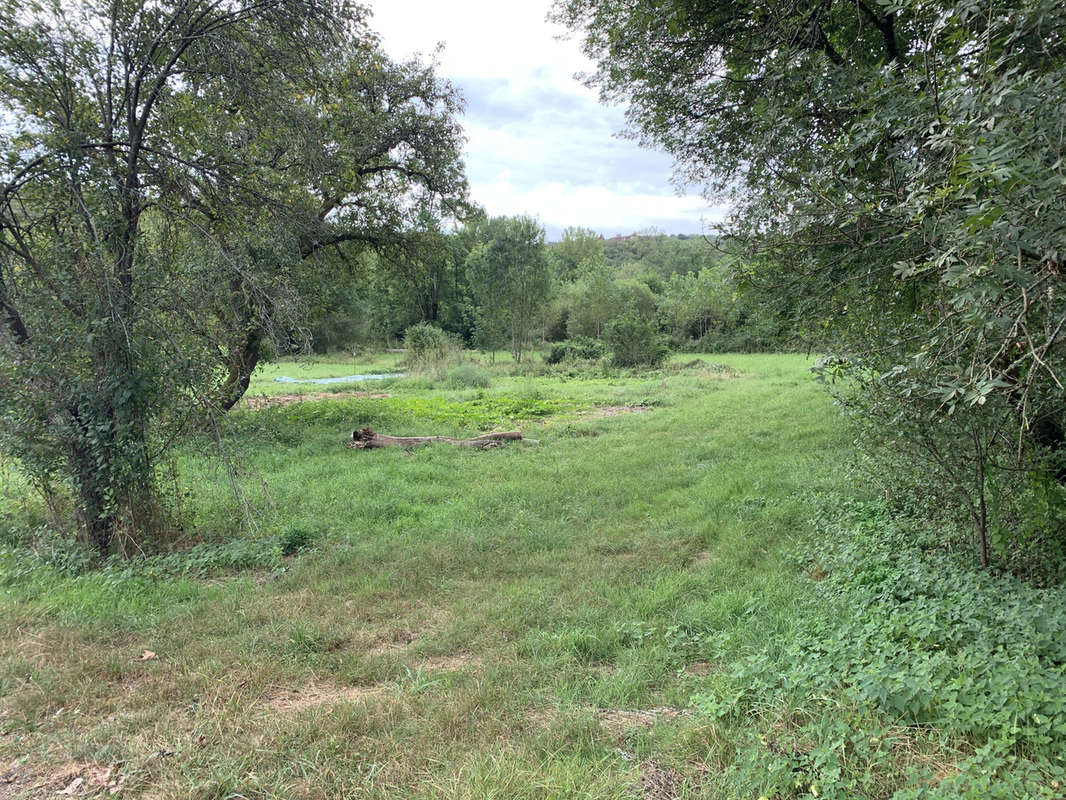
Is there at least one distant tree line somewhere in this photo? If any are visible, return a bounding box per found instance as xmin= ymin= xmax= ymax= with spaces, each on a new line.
xmin=308 ymin=221 xmax=788 ymax=361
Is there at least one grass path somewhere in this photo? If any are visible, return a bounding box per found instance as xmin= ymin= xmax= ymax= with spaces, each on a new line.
xmin=0 ymin=355 xmax=850 ymax=799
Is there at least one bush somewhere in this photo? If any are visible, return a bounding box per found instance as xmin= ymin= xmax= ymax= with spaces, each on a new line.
xmin=445 ymin=364 xmax=492 ymax=389
xmin=403 ymin=323 xmax=451 ymax=367
xmin=278 ymin=525 xmax=315 ymax=556
xmin=545 ymin=335 xmax=606 ymax=365
xmin=603 ymin=314 xmax=668 ymax=368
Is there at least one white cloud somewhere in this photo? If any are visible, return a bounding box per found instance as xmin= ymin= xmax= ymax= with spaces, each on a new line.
xmin=473 ymin=181 xmax=726 ymax=238
xmin=368 ymin=1 xmax=591 ymax=89
xmin=366 ymin=0 xmax=719 ymax=238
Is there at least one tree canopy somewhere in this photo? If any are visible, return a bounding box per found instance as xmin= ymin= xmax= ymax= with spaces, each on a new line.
xmin=465 ymin=216 xmax=552 ymax=362
xmin=0 ymin=0 xmax=468 ymax=551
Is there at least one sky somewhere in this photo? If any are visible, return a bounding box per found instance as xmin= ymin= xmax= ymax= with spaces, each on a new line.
xmin=366 ymin=0 xmax=724 ymax=241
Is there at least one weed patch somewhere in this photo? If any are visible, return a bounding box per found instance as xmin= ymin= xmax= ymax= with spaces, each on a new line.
xmin=694 ymin=498 xmax=1066 ymax=798
xmin=265 ymin=681 xmax=391 ymax=713
xmin=233 ymin=392 xmax=577 ymax=441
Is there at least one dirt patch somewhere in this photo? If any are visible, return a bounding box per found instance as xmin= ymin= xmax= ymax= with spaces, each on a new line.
xmin=597 ymin=707 xmax=691 ymax=738
xmin=639 ymin=761 xmax=686 ymax=800
xmin=3 ymin=761 xmax=125 ymax=799
xmin=416 ymin=653 xmax=481 ymax=671
xmin=367 ymin=628 xmax=421 ymax=656
xmin=683 ymin=661 xmax=716 ymax=677
xmin=265 ymin=681 xmax=389 ymax=713
xmin=243 ymin=392 xmax=391 ymax=410
xmin=687 ymin=550 xmax=718 ymax=567
xmin=0 ymin=761 xmax=27 ymax=800
xmin=588 ymin=405 xmax=653 ymax=419
xmin=522 ymin=707 xmax=560 ymax=731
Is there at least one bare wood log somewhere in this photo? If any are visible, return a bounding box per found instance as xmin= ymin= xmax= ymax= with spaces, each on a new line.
xmin=347 ymin=428 xmax=534 ymax=450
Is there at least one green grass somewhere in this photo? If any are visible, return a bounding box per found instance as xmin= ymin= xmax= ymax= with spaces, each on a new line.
xmin=1 ymin=353 xmax=1056 ymax=798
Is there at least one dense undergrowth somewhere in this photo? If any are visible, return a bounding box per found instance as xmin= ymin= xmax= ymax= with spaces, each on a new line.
xmin=700 ymin=499 xmax=1066 ymax=799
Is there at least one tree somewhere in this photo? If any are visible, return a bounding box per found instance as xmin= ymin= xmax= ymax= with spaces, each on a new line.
xmin=564 ymin=263 xmax=659 ymax=340
xmin=659 ymin=268 xmax=735 ymax=343
xmin=465 ymin=216 xmax=552 ymax=362
xmin=359 ymin=213 xmax=476 ymax=345
xmin=556 ymin=0 xmax=1066 ymax=565
xmin=550 ymin=226 xmax=604 ymax=281
xmin=0 ymin=0 xmax=468 ymax=552
xmin=604 ymin=313 xmax=668 ymax=368
xmin=564 ymin=264 xmax=618 ymax=340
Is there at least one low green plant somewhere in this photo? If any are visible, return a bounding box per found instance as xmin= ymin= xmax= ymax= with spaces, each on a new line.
xmin=403 ymin=323 xmax=451 ymax=367
xmin=232 ymin=393 xmax=574 ymax=437
xmin=0 ymin=536 xmax=288 ymax=588
xmin=603 ymin=313 xmax=668 ymax=368
xmin=398 ymin=665 xmax=441 ymax=694
xmin=278 ymin=525 xmax=315 ymax=556
xmin=693 ymin=498 xmax=1066 ymax=798
xmin=545 ymin=336 xmax=606 ymax=365
xmin=445 ymin=364 xmax=492 ymax=389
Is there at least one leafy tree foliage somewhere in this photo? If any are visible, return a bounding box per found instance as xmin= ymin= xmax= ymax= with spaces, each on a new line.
xmin=0 ymin=0 xmax=467 ymax=551
xmin=604 ymin=313 xmax=669 ymax=368
xmin=464 ymin=216 xmax=552 ymax=362
xmin=603 ymin=233 xmax=720 ymax=279
xmin=549 ymin=226 xmax=604 ymax=281
xmin=556 ymin=0 xmax=1066 ymax=564
xmin=565 ymin=264 xmax=658 ymax=339
xmin=545 ymin=336 xmax=607 ymax=365
xmin=403 ymin=322 xmax=452 ymax=368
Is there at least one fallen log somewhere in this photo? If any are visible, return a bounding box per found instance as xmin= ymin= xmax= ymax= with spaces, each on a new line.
xmin=347 ymin=427 xmax=537 ymax=450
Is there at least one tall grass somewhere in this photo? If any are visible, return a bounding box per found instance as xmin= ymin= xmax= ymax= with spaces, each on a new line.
xmin=0 ymin=354 xmax=1057 ymax=798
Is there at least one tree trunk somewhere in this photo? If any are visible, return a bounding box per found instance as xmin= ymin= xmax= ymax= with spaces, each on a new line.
xmin=69 ymin=393 xmax=159 ymax=555
xmin=74 ymin=463 xmax=113 ymax=553
xmin=217 ymin=327 xmax=263 ymax=411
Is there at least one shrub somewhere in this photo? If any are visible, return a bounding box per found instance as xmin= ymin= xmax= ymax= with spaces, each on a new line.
xmin=403 ymin=323 xmax=451 ymax=367
xmin=278 ymin=525 xmax=315 ymax=556
xmin=545 ymin=336 xmax=606 ymax=364
xmin=603 ymin=314 xmax=668 ymax=368
xmin=445 ymin=364 xmax=492 ymax=389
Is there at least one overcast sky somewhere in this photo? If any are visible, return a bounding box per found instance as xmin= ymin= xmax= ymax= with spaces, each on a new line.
xmin=366 ymin=0 xmax=723 ymax=241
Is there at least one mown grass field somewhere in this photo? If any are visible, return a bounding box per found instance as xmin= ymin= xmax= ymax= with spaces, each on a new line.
xmin=2 ymin=353 xmax=1060 ymax=799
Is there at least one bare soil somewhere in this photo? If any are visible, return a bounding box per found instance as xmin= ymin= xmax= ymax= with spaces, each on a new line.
xmin=587 ymin=405 xmax=653 ymax=419
xmin=416 ymin=653 xmax=481 ymax=671
xmin=243 ymin=392 xmax=391 ymax=410
xmin=264 ymin=682 xmax=390 ymax=713
xmin=639 ymin=761 xmax=686 ymax=800
xmin=683 ymin=661 xmax=717 ymax=676
xmin=597 ymin=706 xmax=691 ymax=738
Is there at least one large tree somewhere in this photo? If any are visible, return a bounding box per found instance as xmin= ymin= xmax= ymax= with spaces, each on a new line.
xmin=465 ymin=216 xmax=552 ymax=362
xmin=550 ymin=225 xmax=604 ymax=281
xmin=556 ymin=0 xmax=1066 ymax=565
xmin=0 ymin=0 xmax=467 ymax=552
